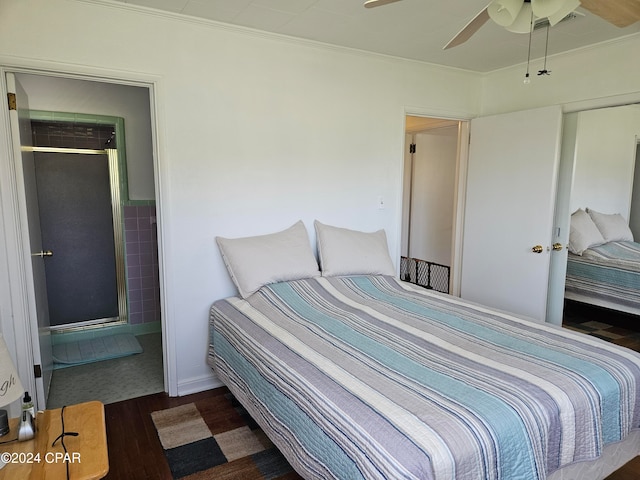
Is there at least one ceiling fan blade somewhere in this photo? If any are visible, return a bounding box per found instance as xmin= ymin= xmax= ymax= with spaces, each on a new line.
xmin=443 ymin=7 xmax=491 ymax=50
xmin=364 ymin=0 xmax=404 ymax=8
xmin=579 ymin=0 xmax=640 ymax=27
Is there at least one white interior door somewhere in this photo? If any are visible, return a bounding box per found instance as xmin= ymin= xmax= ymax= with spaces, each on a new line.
xmin=7 ymin=72 xmax=53 ymax=408
xmin=460 ymin=106 xmax=563 ymax=322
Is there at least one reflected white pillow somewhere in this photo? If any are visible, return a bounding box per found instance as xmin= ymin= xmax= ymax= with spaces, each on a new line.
xmin=568 ymin=209 xmax=605 ymax=255
xmin=315 ymin=220 xmax=395 ymax=277
xmin=216 ymin=221 xmax=320 ymax=298
xmin=588 ymin=209 xmax=634 ymax=243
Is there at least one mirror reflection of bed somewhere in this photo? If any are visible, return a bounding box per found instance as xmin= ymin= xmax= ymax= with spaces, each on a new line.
xmin=563 ymin=104 xmax=640 ymax=340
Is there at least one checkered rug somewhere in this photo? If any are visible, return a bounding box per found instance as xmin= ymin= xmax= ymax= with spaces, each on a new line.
xmin=564 ymin=319 xmax=640 ymax=351
xmin=151 ymin=393 xmax=301 ymax=479
xmin=562 ymin=300 xmax=640 ymax=353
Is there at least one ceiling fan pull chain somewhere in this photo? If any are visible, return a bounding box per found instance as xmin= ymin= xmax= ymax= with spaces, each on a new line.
xmin=538 ymin=24 xmax=552 ymax=76
xmin=524 ymin=9 xmax=534 ymax=84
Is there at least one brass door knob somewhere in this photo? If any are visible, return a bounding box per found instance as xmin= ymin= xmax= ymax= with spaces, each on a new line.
xmin=531 ymin=245 xmax=544 ymax=254
xmin=31 ymin=250 xmax=53 ymax=257
xmin=552 ymin=243 xmax=563 ymax=251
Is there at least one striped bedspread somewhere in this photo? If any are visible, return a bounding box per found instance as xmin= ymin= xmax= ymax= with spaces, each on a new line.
xmin=209 ymin=275 xmax=640 ymax=480
xmin=566 ymin=241 xmax=640 ymax=308
xmin=572 ymin=241 xmax=640 ymax=273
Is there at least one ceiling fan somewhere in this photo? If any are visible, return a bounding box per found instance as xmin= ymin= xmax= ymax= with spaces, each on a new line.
xmin=364 ymin=0 xmax=640 ymax=49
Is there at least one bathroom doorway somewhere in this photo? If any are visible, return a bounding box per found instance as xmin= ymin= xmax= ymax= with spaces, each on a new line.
xmin=13 ymin=72 xmax=164 ymax=407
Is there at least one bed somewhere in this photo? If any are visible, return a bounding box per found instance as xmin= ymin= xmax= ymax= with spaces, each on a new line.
xmin=566 ymin=209 xmax=640 ymax=315
xmin=209 ymin=220 xmax=640 ymax=480
xmin=565 ymin=241 xmax=640 ymax=314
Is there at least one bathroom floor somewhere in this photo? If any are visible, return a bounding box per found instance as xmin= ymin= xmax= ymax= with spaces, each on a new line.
xmin=47 ymin=333 xmax=164 ymax=408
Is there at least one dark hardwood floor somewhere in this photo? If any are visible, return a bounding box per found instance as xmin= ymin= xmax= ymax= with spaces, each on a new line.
xmin=608 ymin=456 xmax=640 ymax=480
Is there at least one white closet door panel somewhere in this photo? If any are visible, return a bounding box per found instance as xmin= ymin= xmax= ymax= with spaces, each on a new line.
xmin=460 ymin=106 xmax=562 ymax=322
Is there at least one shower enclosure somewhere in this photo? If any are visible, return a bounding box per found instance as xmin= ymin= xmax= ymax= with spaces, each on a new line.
xmin=29 ymin=119 xmax=128 ymax=329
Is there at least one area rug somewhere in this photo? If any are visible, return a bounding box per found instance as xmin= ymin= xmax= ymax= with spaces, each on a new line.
xmin=52 ymin=333 xmax=143 ymax=369
xmin=151 ymin=393 xmax=301 ymax=479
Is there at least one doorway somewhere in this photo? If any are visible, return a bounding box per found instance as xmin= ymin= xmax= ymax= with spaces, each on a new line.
xmin=8 ymin=72 xmax=164 ymax=408
xmin=401 ymin=115 xmax=465 ymax=294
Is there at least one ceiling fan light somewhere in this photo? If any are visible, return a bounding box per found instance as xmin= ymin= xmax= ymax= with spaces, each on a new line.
xmin=531 ymin=0 xmax=562 ymax=18
xmin=505 ymin=2 xmax=534 ymax=33
xmin=547 ymin=0 xmax=580 ymax=25
xmin=488 ymin=0 xmax=524 ymax=27
xmin=531 ymin=0 xmax=579 ymax=19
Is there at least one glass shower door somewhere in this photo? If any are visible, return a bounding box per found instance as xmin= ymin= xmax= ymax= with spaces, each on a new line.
xmin=33 ymin=148 xmax=126 ymax=328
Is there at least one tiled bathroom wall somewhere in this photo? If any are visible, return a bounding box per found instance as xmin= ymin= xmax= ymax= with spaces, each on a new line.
xmin=124 ymin=205 xmax=160 ymax=325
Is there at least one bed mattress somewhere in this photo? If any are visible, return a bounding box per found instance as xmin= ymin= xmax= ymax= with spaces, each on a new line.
xmin=209 ymin=275 xmax=640 ymax=480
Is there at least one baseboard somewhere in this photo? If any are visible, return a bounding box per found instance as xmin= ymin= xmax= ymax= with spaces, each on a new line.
xmin=177 ymin=372 xmax=223 ymax=396
xmin=130 ymin=321 xmax=163 ymax=336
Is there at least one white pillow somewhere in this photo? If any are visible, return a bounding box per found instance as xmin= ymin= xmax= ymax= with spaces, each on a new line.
xmin=314 ymin=221 xmax=395 ymax=277
xmin=587 ymin=209 xmax=634 ymax=243
xmin=568 ymin=209 xmax=605 ymax=255
xmin=216 ymin=221 xmax=320 ymax=298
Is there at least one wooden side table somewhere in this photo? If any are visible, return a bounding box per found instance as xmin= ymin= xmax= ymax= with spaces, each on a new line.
xmin=0 ymin=400 xmax=109 ymax=479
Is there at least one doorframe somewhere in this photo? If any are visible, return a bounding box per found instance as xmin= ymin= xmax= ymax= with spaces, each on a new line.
xmin=399 ymin=110 xmax=471 ymax=297
xmin=0 ymin=62 xmax=176 ymax=405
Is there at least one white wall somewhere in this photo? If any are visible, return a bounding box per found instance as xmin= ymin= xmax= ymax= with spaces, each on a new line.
xmin=480 ymin=35 xmax=640 ymax=116
xmin=0 ymin=0 xmax=481 ymax=395
xmin=570 ymin=105 xmax=640 ymax=219
xmin=15 ymin=74 xmax=155 ymax=200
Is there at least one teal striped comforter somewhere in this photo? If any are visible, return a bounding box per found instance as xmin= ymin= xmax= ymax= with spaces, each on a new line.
xmin=566 ymin=241 xmax=640 ymax=307
xmin=582 ymin=241 xmax=640 ymax=269
xmin=209 ymin=275 xmax=640 ymax=480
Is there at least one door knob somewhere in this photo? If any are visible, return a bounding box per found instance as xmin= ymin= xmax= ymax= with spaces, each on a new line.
xmin=32 ymin=250 xmax=53 ymax=257
xmin=531 ymin=245 xmax=544 ymax=254
xmin=552 ymin=243 xmax=563 ymax=251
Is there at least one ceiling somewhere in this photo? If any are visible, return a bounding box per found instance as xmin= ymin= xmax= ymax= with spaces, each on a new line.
xmin=106 ymin=0 xmax=640 ymax=72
